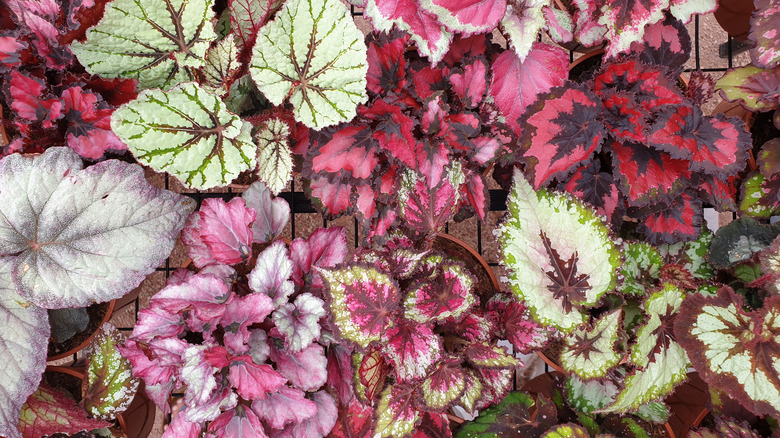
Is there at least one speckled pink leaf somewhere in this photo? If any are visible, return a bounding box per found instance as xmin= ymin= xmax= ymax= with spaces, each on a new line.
xmin=381 ymin=322 xmax=442 ymax=382
xmin=119 ymin=337 xmax=186 ymax=387
xmin=150 ymin=274 xmax=231 ymax=335
xmin=18 ymin=384 xmax=110 ymax=438
xmin=163 ymin=410 xmax=202 ymax=438
xmin=749 ymin=0 xmax=780 ymax=68
xmin=229 ymin=356 xmax=287 ymax=400
xmin=251 ymin=386 xmax=318 ymax=429
xmin=374 ymin=384 xmax=420 ymax=438
xmin=269 ymin=341 xmax=327 ymax=392
xmin=248 ymin=241 xmax=294 ymax=309
xmin=221 ymin=293 xmax=274 ymax=355
xmin=181 ymin=346 xmax=220 ymax=410
xmin=403 ymin=263 xmax=476 ymax=323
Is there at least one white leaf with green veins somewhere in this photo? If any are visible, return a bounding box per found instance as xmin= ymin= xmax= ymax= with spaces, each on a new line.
xmin=112 ymin=82 xmax=257 ymax=190
xmin=84 ymin=323 xmax=139 ymax=420
xmin=249 ymin=0 xmax=368 ymax=129
xmin=255 ymin=118 xmax=292 ymax=195
xmin=560 ymin=309 xmax=622 ymax=379
xmin=202 ymin=35 xmax=241 ymax=96
xmin=496 ymin=169 xmax=621 ymax=332
xmin=70 ymin=0 xmax=217 ymax=89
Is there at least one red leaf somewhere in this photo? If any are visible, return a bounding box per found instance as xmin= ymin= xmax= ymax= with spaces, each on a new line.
xmin=419 ymin=0 xmax=506 ymax=35
xmin=327 ymin=399 xmax=373 ymax=438
xmin=18 ymin=384 xmax=111 ymax=438
xmin=7 ymin=70 xmax=62 ymax=128
xmin=366 ymin=0 xmax=452 ymax=64
xmin=360 ymin=100 xmax=417 ymax=169
xmin=593 ymin=59 xmax=684 ymax=110
xmin=412 ymin=64 xmax=447 ymax=101
xmin=308 ymin=176 xmax=353 ymax=216
xmin=326 ymin=344 xmax=355 ymax=405
xmin=366 ymin=31 xmax=410 ymax=95
xmin=449 ymin=58 xmax=488 ymax=108
xmin=398 ymin=169 xmax=461 ymax=237
xmin=0 ymin=35 xmax=26 ymax=69
xmin=634 ymin=193 xmax=703 ymax=244
xmin=60 ymin=86 xmax=126 ymax=159
xmin=611 ymin=140 xmax=690 ymax=207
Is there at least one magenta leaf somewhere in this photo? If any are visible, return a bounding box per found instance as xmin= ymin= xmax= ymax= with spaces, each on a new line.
xmin=328 ymin=399 xmax=373 ymax=438
xmin=519 ymin=83 xmax=606 ymax=188
xmin=272 ymin=293 xmax=326 ymax=352
xmin=145 ymin=381 xmax=175 ymax=416
xmin=307 ymin=176 xmax=353 ymax=217
xmin=221 ymin=293 xmax=274 ymax=355
xmin=419 ymin=358 xmax=466 ymax=411
xmin=248 ymin=241 xmax=294 ymax=309
xmin=132 ymin=306 xmax=185 ymax=343
xmin=686 ymin=70 xmax=716 ymax=106
xmin=242 ymin=182 xmax=290 ymax=245
xmin=474 ymin=369 xmax=513 ymax=410
xmin=163 ymin=410 xmax=202 ymax=438
xmin=18 ymin=384 xmax=110 ymax=438
xmin=611 ymin=140 xmax=690 ymax=207
xmin=0 ymin=36 xmax=26 ymax=70
xmin=207 ymin=404 xmax=268 ymax=438
xmin=450 ymin=58 xmax=488 ymax=109
xmin=326 ymin=344 xmax=355 ymax=405
xmin=489 ymin=43 xmax=568 ymax=136
xmin=749 ymin=0 xmax=780 ymax=68
xmin=311 ymin=126 xmax=378 ymax=180
xmin=269 ymin=391 xmax=337 ymax=438
xmin=488 ymin=295 xmax=546 ymax=354
xmin=419 ymin=0 xmax=506 ymax=35
xmin=361 ymin=100 xmax=417 ymax=169
xmin=5 ymin=0 xmax=70 ymax=69
xmin=181 ymin=346 xmax=220 ymax=409
xmin=438 ymin=312 xmax=493 ymax=343
xmin=60 ymin=86 xmax=126 ymax=160
xmin=366 ymin=31 xmax=410 ymax=95
xmin=403 ymin=263 xmax=476 ymax=323
xmin=269 ymin=342 xmax=327 ymax=392
xmin=366 ymin=0 xmax=452 ymax=64
xmin=647 ymin=103 xmax=752 ymax=176
xmin=150 ymin=274 xmax=231 ymax=335
xmin=183 ymin=385 xmax=238 ymax=424
xmin=199 ymin=197 xmax=256 ymax=266
xmin=229 ymin=356 xmax=287 ymax=400
xmin=251 ymin=386 xmax=318 ymax=429
xmin=6 ymin=70 xmax=62 ymax=128
xmin=634 ymin=193 xmax=703 ymax=244
xmin=397 ymin=166 xmax=463 ymax=238
xmin=118 ymin=338 xmax=186 ymax=387
xmin=320 ymin=265 xmax=400 ymax=348
xmin=289 ymin=227 xmax=348 ymax=290
xmin=381 ymin=322 xmax=443 ymax=382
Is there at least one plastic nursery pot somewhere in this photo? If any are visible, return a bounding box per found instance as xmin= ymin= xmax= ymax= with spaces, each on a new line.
xmin=44 ymin=365 xmax=156 ymax=438
xmin=713 ymin=0 xmax=755 ymax=42
xmin=665 ymin=372 xmax=710 ymax=438
xmin=47 ymin=299 xmax=116 ymax=361
xmin=432 ymin=233 xmax=500 ymax=298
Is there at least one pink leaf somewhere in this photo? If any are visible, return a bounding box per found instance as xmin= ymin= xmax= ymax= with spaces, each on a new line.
xmin=463 ymin=169 xmax=488 ymax=220
xmin=449 ymin=58 xmax=488 ymax=108
xmin=419 ymin=0 xmax=506 ymax=35
xmin=132 ymin=306 xmax=185 ymax=342
xmin=118 ymin=338 xmax=186 ymax=387
xmin=326 ymin=344 xmax=355 ymax=405
xmin=311 ymin=126 xmax=378 ymax=180
xmin=163 ymin=413 xmax=202 ymax=438
xmin=183 ymin=386 xmax=238 ymax=424
xmin=543 ymin=5 xmax=574 ymax=44
xmin=251 ymin=386 xmax=318 ymax=429
xmin=6 ymin=0 xmax=70 ymax=69
xmin=0 ymin=36 xmax=27 ymax=69
xmin=242 ymin=182 xmax=290 ymax=244
xmin=272 ymin=293 xmax=326 ymax=352
xmin=181 ymin=346 xmax=220 ymax=407
xmin=248 ymin=329 xmax=271 ymax=365
xmin=18 ymin=384 xmax=110 ymax=438
xmin=181 ymin=213 xmax=215 ymax=269
xmin=221 ymin=293 xmax=274 ymax=355
xmin=489 ymin=43 xmax=568 ymax=136
xmin=289 ymin=227 xmax=348 ymax=290
xmin=308 ymin=176 xmax=353 ymax=216
xmin=150 ymin=274 xmax=231 ymax=335
xmin=229 ymin=357 xmax=287 ymax=400
xmin=361 ymin=100 xmax=417 ymax=169
xmin=269 ymin=391 xmax=337 ymax=438
xmin=60 ymin=86 xmax=126 ymax=160
xmin=366 ymin=31 xmax=410 ymax=95
xmin=269 ymin=341 xmax=327 ymax=392
xmin=199 ymin=197 xmax=256 ymax=266
xmin=7 ymin=70 xmax=62 ymax=128
xmin=208 ymin=404 xmax=268 ymax=438
xmin=381 ymin=322 xmax=443 ymax=382
xmin=749 ymin=0 xmax=780 ymax=68
xmin=397 ymin=168 xmax=461 ymax=237
xmin=248 ymin=241 xmax=294 ymax=309
xmin=403 ymin=263 xmax=476 ymax=323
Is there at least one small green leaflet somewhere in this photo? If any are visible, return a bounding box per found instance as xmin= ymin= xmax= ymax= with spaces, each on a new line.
xmin=112 ymin=82 xmax=257 ymax=190
xmin=70 ymin=0 xmax=217 ymax=89
xmin=255 ymin=118 xmax=293 ymax=195
xmin=249 ymin=0 xmax=368 ymax=129
xmin=496 ymin=169 xmax=620 ymax=332
xmin=618 ymin=242 xmax=662 ymax=296
xmin=84 ymin=323 xmax=139 ymax=420
xmin=560 ymin=310 xmax=622 ymax=380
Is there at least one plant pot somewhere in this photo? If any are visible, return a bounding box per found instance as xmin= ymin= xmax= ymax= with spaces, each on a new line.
xmin=433 ymin=233 xmax=500 ymax=298
xmin=665 ymin=372 xmax=710 ymax=438
xmin=713 ymin=0 xmax=755 ymax=42
xmin=569 ymin=48 xmax=604 ymax=82
xmin=47 ymin=299 xmax=116 ymax=361
xmin=45 ymin=365 xmax=156 ymax=438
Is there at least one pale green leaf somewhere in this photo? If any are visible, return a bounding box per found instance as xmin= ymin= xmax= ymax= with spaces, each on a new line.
xmin=566 ymin=376 xmax=619 ymax=413
xmin=112 ymin=82 xmax=257 ymax=190
xmin=202 ymin=35 xmax=241 ymax=96
xmin=255 ymin=118 xmax=293 ymax=195
xmin=618 ymin=242 xmax=663 ymax=296
xmin=560 ymin=310 xmax=622 ymax=380
xmin=249 ymin=0 xmax=368 ymax=129
xmin=84 ymin=323 xmax=139 ymax=420
xmin=70 ymin=0 xmax=217 ymax=89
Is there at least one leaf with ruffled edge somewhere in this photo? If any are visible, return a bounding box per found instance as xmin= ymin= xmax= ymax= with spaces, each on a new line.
xmin=630 ymin=13 xmax=691 ymax=77
xmin=150 ymin=273 xmax=231 ymax=334
xmin=249 ymin=0 xmax=368 ymax=129
xmin=403 ymin=263 xmax=475 ymax=324
xmin=465 ymin=342 xmax=521 ymax=369
xmin=560 ymin=309 xmax=622 ymax=380
xmin=592 ymin=59 xmax=684 ymax=110
xmin=221 ymin=293 xmax=274 ymax=355
xmin=229 ymin=356 xmax=287 ymax=400
xmin=716 ymin=65 xmax=780 ymax=113
xmin=207 ymin=404 xmax=266 ymax=438
xmin=242 ymin=181 xmax=290 ymax=244
xmin=598 ymin=284 xmax=688 ymax=414
xmin=290 ymin=227 xmax=348 ymax=290
xmin=0 ymin=147 xmax=194 ymax=308
xmin=17 ymin=384 xmax=111 ymax=438
xmin=566 ymin=375 xmax=619 ymax=413
xmin=564 ymin=161 xmax=625 ymax=225
xmin=419 ymin=0 xmax=506 ymax=35
xmin=419 ymin=358 xmax=465 ymax=412
xmin=455 ymin=390 xmax=557 ymax=437
xmin=271 ymin=391 xmax=338 ymax=438
xmin=252 ymin=386 xmax=318 ymax=429
xmin=633 ymin=193 xmax=703 ymax=244
xmin=201 ymin=35 xmax=241 ymax=97
xmin=273 ymin=292 xmax=326 ymax=353
xmin=329 ymin=399 xmax=373 ymax=438
xmin=675 ymin=287 xmax=780 ymax=417
xmin=84 ymin=323 xmax=139 ymax=420
xmin=310 ymin=126 xmax=378 ymax=181
xmin=749 ymin=0 xmax=780 ymax=68
xmin=366 ymin=31 xmax=409 ymax=95
xmin=739 ymin=173 xmax=780 ymax=219
xmin=70 ymin=0 xmax=216 ymax=89
xmin=373 ymin=384 xmax=419 ymax=438
xmin=270 ymin=341 xmax=327 ymax=393
xmin=707 ymin=217 xmax=780 ymax=269
xmin=256 ymin=118 xmax=293 ymax=196
xmin=248 ymin=241 xmax=294 ymax=309
xmin=618 ymin=242 xmax=663 ymax=296
xmin=5 ymin=71 xmax=62 ymax=129
xmin=397 ymin=164 xmax=464 ymax=238
xmin=111 ymin=83 xmax=256 ymax=190
xmin=496 ymin=169 xmax=621 ymax=332
xmin=381 ymin=322 xmax=443 ymax=382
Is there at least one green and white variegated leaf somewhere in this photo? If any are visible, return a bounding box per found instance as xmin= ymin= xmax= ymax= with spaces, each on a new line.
xmin=255 ymin=118 xmax=292 ymax=195
xmin=249 ymin=0 xmax=368 ymax=129
xmin=633 ymin=401 xmax=670 ymax=424
xmin=84 ymin=323 xmax=139 ymax=420
xmin=0 ymin=258 xmax=49 ymax=438
xmin=69 ymin=0 xmax=217 ymax=89
xmin=496 ymin=169 xmax=621 ymax=332
xmin=202 ymin=35 xmax=241 ymax=96
xmin=112 ymin=82 xmax=256 ymax=190
xmin=541 ymin=423 xmax=590 ymax=438
xmin=500 ymin=1 xmax=546 ymax=62
xmin=658 ymin=230 xmax=715 ymax=280
xmin=560 ymin=310 xmax=622 ymax=380
xmin=618 ymin=242 xmax=663 ymax=296
xmin=566 ymin=375 xmax=619 ymax=413
xmin=600 ymin=285 xmax=689 ymax=413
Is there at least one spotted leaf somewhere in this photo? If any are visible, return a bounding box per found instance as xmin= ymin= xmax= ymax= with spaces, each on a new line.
xmin=249 ymin=0 xmax=368 ymax=129
xmin=381 ymin=322 xmax=443 ymax=382
xmin=560 ymin=309 xmax=622 ymax=380
xmin=707 ymin=217 xmax=780 ymax=269
xmin=496 ymin=169 xmax=620 ymax=332
xmin=69 ymin=0 xmax=217 ymax=89
xmin=111 ymin=83 xmax=257 ymax=190
xmin=465 ymin=342 xmax=521 ymax=369
xmin=403 ymin=263 xmax=475 ymax=323
xmin=749 ymin=0 xmax=780 ymax=68
xmin=84 ymin=323 xmax=139 ymax=420
xmin=739 ymin=172 xmax=780 ymax=219
xmin=715 ymin=65 xmax=780 ymax=113
xmin=541 ymin=423 xmax=590 ymax=438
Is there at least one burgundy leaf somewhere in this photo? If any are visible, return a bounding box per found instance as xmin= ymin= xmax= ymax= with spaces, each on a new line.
xmin=700 ymin=174 xmax=738 ymax=212
xmin=327 ymin=399 xmax=373 ymax=438
xmin=488 ymin=295 xmax=545 ymax=354
xmin=449 ymin=58 xmax=488 ymax=108
xmin=749 ymin=0 xmax=780 ymax=68
xmin=634 ymin=193 xmax=703 ymax=243
xmin=397 ymin=168 xmax=461 ymax=237
xmin=474 ymin=368 xmax=513 ymax=410
xmin=229 ymin=357 xmax=287 ymax=400
xmin=463 ymin=169 xmax=488 ymax=220
xmin=611 ymin=140 xmax=691 ymax=207
xmin=593 ymin=59 xmax=684 ymax=110
xmin=366 ymin=31 xmax=410 ymax=95
xmin=631 ymin=13 xmax=691 ymax=76
xmin=411 ymin=64 xmax=448 ymax=101
xmin=600 ymin=91 xmax=648 ymax=143
xmin=326 ymin=344 xmax=355 ymax=405
xmin=18 ymin=384 xmax=111 ymax=438
xmin=251 ymin=386 xmax=318 ymax=429
xmin=269 ymin=340 xmax=327 ymax=392
xmin=380 ymin=322 xmax=442 ymax=382
xmin=438 ymin=312 xmax=494 ymax=343
xmin=6 ymin=0 xmax=71 ymax=69
xmin=564 ymin=160 xmax=625 ymax=224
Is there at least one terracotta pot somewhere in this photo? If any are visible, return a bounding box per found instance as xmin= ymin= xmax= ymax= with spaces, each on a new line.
xmin=47 ymin=299 xmax=116 ymax=361
xmin=665 ymin=372 xmax=710 ymax=438
xmin=433 ymin=233 xmax=500 ymax=297
xmin=535 ymin=347 xmax=565 ymax=374
xmin=713 ymin=0 xmax=755 ymax=42
xmin=45 ymin=365 xmax=156 ymax=438
xmin=568 ymin=48 xmax=604 ymax=82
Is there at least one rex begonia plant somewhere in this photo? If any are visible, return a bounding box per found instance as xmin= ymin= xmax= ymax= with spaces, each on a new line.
xmin=0 ymin=147 xmax=193 ymax=438
xmin=318 ymin=233 xmax=545 ymax=438
xmin=119 ymin=181 xmax=350 ymax=437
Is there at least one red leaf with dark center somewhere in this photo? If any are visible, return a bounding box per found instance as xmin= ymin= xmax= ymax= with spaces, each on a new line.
xmin=564 ymin=160 xmax=625 ymax=225
xmin=600 ymin=91 xmax=648 ymax=143
xmin=308 ymin=176 xmax=354 ymax=217
xmin=593 ymin=58 xmax=684 ymax=110
xmin=366 ymin=31 xmax=410 ymax=95
xmin=611 ymin=140 xmax=690 ymax=207
xmin=411 ymin=411 xmax=451 ymax=438
xmin=699 ymin=174 xmax=738 ymax=211
xmin=328 ymin=399 xmax=373 ymax=438
xmin=634 ymin=193 xmax=703 ymax=243
xmin=631 ymin=13 xmax=691 ymax=77
xmin=7 ymin=70 xmax=62 ymax=128
xmin=442 ymin=33 xmax=494 ymax=67
xmin=360 ymin=100 xmax=417 ymax=169
xmin=411 ymin=64 xmax=448 ymax=101
xmin=60 ymin=86 xmax=126 ymax=159
xmin=311 ymin=126 xmax=378 ymax=180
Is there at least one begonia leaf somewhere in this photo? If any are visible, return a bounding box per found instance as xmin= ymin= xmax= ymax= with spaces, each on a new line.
xmin=618 ymin=242 xmax=663 ymax=296
xmin=132 ymin=307 xmax=184 ymax=343
xmin=566 ymin=376 xmax=619 ymax=413
xmin=518 ymin=83 xmax=606 ymax=188
xmin=221 ymin=293 xmax=274 ymax=355
xmin=181 ymin=214 xmax=215 ymax=269
xmin=634 ymin=193 xmax=703 ymax=244
xmin=355 ymin=348 xmax=390 ymax=403
xmin=571 ymin=0 xmax=607 ymax=47
xmin=560 ymin=309 xmax=622 ymax=379
xmin=272 ymin=292 xmax=326 ymax=352
xmin=256 ymin=118 xmax=293 ymax=195
xmin=543 ymin=4 xmax=574 ymax=44
xmin=498 ymin=2 xmax=546 ymax=63
xmin=207 ymin=404 xmax=267 ymax=438
xmin=716 ymin=65 xmax=780 ymax=113
xmin=707 ymin=217 xmax=780 ymax=269
xmin=397 ymin=165 xmax=464 ymax=238
xmin=249 ymin=0 xmax=368 ymax=129
xmin=269 ymin=342 xmax=327 ymax=393
xmin=658 ymin=229 xmax=715 ymax=280
xmin=326 ymin=344 xmax=354 ymax=405
xmin=631 ymin=13 xmax=691 ymax=77
xmin=381 ymin=322 xmax=443 ymax=382
xmin=465 ymin=342 xmax=521 ymax=369
xmin=111 ymin=82 xmax=257 ymax=190
xmin=610 ymin=141 xmax=690 ymax=207
xmin=290 ymin=227 xmax=348 ymax=291
xmin=328 ymin=399 xmax=373 ymax=438
xmin=600 ymin=91 xmax=648 ymax=143
xmin=180 ymin=346 xmax=221 ymax=418
xmin=150 ymin=273 xmax=231 ymax=334
xmin=563 ymin=161 xmax=625 ymax=225
xmin=118 ymin=337 xmax=187 ymax=388
xmin=0 ymin=147 xmax=193 ymax=308
xmin=163 ymin=413 xmax=202 ymax=438
xmin=229 ymin=356 xmax=287 ymax=400
xmin=6 ymin=70 xmax=62 ymax=128
xmin=271 ymin=391 xmax=337 ymax=438
xmin=647 ymin=103 xmax=751 ymax=176
xmin=184 ymin=384 xmax=238 ymax=424
xmin=60 ymin=86 xmax=126 ymax=160
xmin=541 ymin=423 xmax=590 ymax=438
xmin=307 ymin=176 xmax=353 ymax=216
xmin=450 ymin=58 xmax=488 ymax=109
xmin=6 ymin=0 xmax=69 ymax=69
xmin=739 ymin=173 xmax=780 ymax=219
xmin=0 ymin=36 xmax=26 ymax=70
xmin=748 ymin=0 xmax=780 ymax=68
xmin=489 ymin=296 xmax=546 ymax=353
xmin=249 ymin=329 xmax=271 ymax=365
xmin=373 ymin=384 xmax=419 ymax=438
xmin=228 ymin=0 xmax=284 ymax=53
xmin=200 ymin=197 xmax=256 ymax=266
xmin=675 ymin=287 xmax=780 ymax=417
xmin=365 ymin=0 xmax=452 ymax=65
xmin=248 ymin=241 xmax=294 ymax=309
xmin=0 ymin=258 xmax=49 ymax=438
xmin=310 ymin=126 xmax=378 ymax=181
xmin=242 ymin=181 xmax=290 ymax=245
xmin=418 ymin=0 xmax=506 ymax=35
xmin=489 ymin=42 xmax=568 ymax=136
xmin=84 ymin=323 xmax=139 ymax=420
xmin=251 ymin=386 xmax=318 ymax=430
xmin=455 ymin=390 xmax=557 ymax=437
xmin=686 ymin=70 xmax=716 ymax=106
xmin=202 ymin=35 xmax=241 ymax=97
xmin=419 ymin=358 xmax=466 ymax=411
xmin=17 ymin=384 xmax=111 ymax=438
xmin=366 ymin=31 xmax=409 ymax=96
xmin=403 ymin=263 xmax=476 ymax=324
xmin=475 ymin=368 xmax=514 ymax=410
xmin=600 ymin=284 xmax=688 ymax=413
xmin=69 ymin=0 xmax=217 ymax=89
xmin=699 ymin=174 xmax=738 ymax=212
xmin=592 ymin=59 xmax=684 ymax=109
xmin=320 ymin=265 xmax=400 ymax=349
xmin=757 ymin=139 xmax=780 ymax=179
xmin=496 ymin=169 xmax=620 ymax=332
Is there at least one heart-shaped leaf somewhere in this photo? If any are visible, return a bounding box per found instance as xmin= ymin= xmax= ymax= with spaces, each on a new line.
xmin=373 ymin=384 xmax=419 ymax=438
xmin=255 ymin=118 xmax=293 ymax=195
xmin=111 ymin=82 xmax=257 ymax=190
xmin=419 ymin=359 xmax=465 ymax=411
